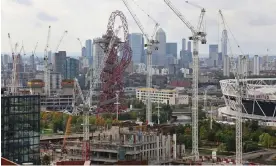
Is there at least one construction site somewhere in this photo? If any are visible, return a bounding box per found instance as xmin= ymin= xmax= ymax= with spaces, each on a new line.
xmin=2 ymin=0 xmax=276 ymax=165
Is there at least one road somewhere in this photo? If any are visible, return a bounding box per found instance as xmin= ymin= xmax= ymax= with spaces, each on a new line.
xmin=227 ymin=149 xmax=276 ymax=160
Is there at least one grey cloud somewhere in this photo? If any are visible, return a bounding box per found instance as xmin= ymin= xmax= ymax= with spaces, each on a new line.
xmin=249 ymin=15 xmax=276 ymax=26
xmin=37 ymin=12 xmax=58 ymax=22
xmin=34 ymin=22 xmax=42 ymax=28
xmin=14 ymin=0 xmax=33 ymax=6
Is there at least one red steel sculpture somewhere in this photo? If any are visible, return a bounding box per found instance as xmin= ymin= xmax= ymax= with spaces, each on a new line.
xmin=97 ymin=10 xmax=132 ymax=114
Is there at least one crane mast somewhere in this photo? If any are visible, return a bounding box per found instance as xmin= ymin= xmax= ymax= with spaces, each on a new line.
xmin=44 ymin=26 xmax=51 ymax=96
xmin=164 ymin=0 xmax=206 ymax=161
xmin=219 ymin=10 xmax=244 ymax=164
xmin=80 ymin=25 xmax=123 ymax=161
xmin=8 ymin=33 xmax=19 ymax=94
xmin=122 ymin=0 xmax=159 ymax=123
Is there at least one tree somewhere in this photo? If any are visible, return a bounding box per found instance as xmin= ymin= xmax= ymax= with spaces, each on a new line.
xmin=176 ymin=125 xmax=185 ymax=135
xmin=41 ymin=154 xmax=51 ymax=165
xmin=217 ymin=143 xmax=226 ymax=152
xmin=215 ymin=131 xmax=224 ymax=143
xmin=225 ymin=134 xmax=235 ymax=152
xmin=250 ymin=130 xmax=262 ymax=142
xmin=200 ymin=126 xmax=208 ymax=140
xmin=243 ymin=141 xmax=259 ymax=152
xmin=184 ymin=126 xmax=191 ymax=135
xmin=207 ymin=130 xmax=216 ymax=142
xmin=248 ymin=120 xmax=259 ymax=132
xmin=259 ymin=133 xmax=273 ymax=148
xmin=89 ymin=116 xmax=96 ymax=125
xmin=130 ymin=111 xmax=137 ymax=120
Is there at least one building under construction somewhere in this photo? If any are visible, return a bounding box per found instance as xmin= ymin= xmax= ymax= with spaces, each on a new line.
xmin=59 ymin=125 xmax=179 ymax=165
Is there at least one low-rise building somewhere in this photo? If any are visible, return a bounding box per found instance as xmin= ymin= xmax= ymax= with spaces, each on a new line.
xmin=136 ymin=88 xmax=189 ymax=105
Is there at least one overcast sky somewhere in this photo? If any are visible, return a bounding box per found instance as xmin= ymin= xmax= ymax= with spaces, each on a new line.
xmin=1 ymin=0 xmax=276 ymax=56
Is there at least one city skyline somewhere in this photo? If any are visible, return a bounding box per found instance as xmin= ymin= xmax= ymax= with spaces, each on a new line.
xmin=1 ymin=0 xmax=276 ymax=55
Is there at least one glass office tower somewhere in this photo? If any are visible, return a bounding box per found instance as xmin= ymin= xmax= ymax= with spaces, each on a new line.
xmin=1 ymin=95 xmax=41 ymax=164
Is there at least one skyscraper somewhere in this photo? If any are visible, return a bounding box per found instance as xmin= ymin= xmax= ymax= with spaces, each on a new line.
xmin=155 ymin=28 xmax=166 ymax=66
xmin=65 ymin=57 xmax=79 ymax=79
xmin=182 ymin=38 xmax=186 ymax=51
xmin=238 ymin=55 xmax=249 ymax=76
xmin=93 ymin=38 xmax=105 ymax=80
xmin=187 ymin=41 xmax=192 ymax=63
xmin=81 ymin=47 xmax=86 ymax=57
xmin=53 ymin=51 xmax=67 ymax=77
xmin=166 ymin=42 xmax=177 ymax=58
xmin=187 ymin=41 xmax=191 ymax=52
xmin=221 ymin=30 xmax=228 ymax=62
xmin=221 ymin=29 xmax=228 ymax=67
xmin=209 ymin=44 xmax=219 ymax=67
xmin=253 ymin=55 xmax=260 ymax=75
xmin=29 ymin=54 xmax=35 ymax=71
xmin=128 ymin=33 xmax=144 ymax=64
xmin=85 ymin=39 xmax=93 ymax=65
xmin=223 ymin=55 xmax=230 ymax=77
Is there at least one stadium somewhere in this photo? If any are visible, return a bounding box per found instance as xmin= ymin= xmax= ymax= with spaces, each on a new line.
xmin=218 ymin=78 xmax=276 ymax=121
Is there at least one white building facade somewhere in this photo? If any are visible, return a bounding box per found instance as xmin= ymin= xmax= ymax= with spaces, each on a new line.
xmin=136 ymin=88 xmax=188 ymax=105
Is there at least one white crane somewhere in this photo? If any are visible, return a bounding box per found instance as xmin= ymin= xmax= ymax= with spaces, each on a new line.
xmin=81 ymin=25 xmax=123 ymax=160
xmin=55 ymin=30 xmax=68 ymax=52
xmin=8 ymin=33 xmax=19 ymax=94
xmin=44 ymin=26 xmax=51 ymax=96
xmin=164 ymin=0 xmax=206 ymax=161
xmin=122 ymin=0 xmax=159 ymax=123
xmin=219 ymin=9 xmax=246 ymax=165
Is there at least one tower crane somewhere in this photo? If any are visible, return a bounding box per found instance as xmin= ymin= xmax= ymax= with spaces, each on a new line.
xmin=44 ymin=26 xmax=51 ymax=96
xmin=77 ymin=38 xmax=83 ymax=48
xmin=219 ymin=9 xmax=245 ymax=165
xmin=164 ymin=0 xmax=206 ymax=161
xmin=31 ymin=42 xmax=38 ymax=70
xmin=55 ymin=30 xmax=68 ymax=52
xmin=8 ymin=33 xmax=19 ymax=94
xmin=122 ymin=0 xmax=159 ymax=124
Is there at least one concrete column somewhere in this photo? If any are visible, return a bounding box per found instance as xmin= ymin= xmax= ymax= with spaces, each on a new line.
xmin=167 ymin=135 xmax=170 ymax=159
xmin=173 ymin=134 xmax=176 ymax=159
xmin=123 ymin=134 xmax=126 ymax=144
xmin=162 ymin=135 xmax=166 ymax=160
xmin=156 ymin=134 xmax=159 ymax=162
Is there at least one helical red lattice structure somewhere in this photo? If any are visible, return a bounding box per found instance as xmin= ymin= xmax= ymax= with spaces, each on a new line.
xmin=98 ymin=10 xmax=132 ymax=114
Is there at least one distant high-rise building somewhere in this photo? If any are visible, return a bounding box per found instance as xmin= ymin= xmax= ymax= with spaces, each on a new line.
xmin=82 ymin=47 xmax=86 ymax=57
xmin=65 ymin=57 xmax=79 ymax=79
xmin=128 ymin=33 xmax=144 ymax=64
xmin=187 ymin=41 xmax=192 ymax=63
xmin=155 ymin=28 xmax=166 ymax=66
xmin=3 ymin=54 xmax=10 ymax=64
xmin=166 ymin=42 xmax=177 ymax=58
xmin=223 ymin=55 xmax=230 ymax=77
xmin=187 ymin=41 xmax=191 ymax=52
xmin=53 ymin=51 xmax=67 ymax=77
xmin=209 ymin=44 xmax=219 ymax=67
xmin=85 ymin=39 xmax=93 ymax=65
xmin=182 ymin=38 xmax=186 ymax=51
xmin=238 ymin=55 xmax=249 ymax=76
xmin=218 ymin=52 xmax=222 ymax=66
xmin=29 ymin=54 xmax=35 ymax=71
xmin=253 ymin=55 xmax=260 ymax=75
xmin=221 ymin=30 xmax=228 ymax=63
xmin=93 ymin=38 xmax=105 ymax=80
